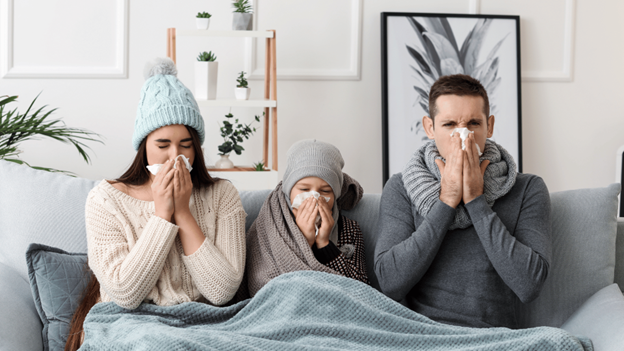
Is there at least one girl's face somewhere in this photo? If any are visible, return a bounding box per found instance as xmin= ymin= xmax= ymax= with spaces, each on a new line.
xmin=290 ymin=176 xmax=335 ymax=214
xmin=145 ymin=124 xmax=195 ymax=171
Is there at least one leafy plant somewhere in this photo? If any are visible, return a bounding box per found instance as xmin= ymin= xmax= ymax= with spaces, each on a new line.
xmin=218 ymin=112 xmax=263 ymax=156
xmin=232 ymin=0 xmax=252 ymax=13
xmin=197 ymin=51 xmax=217 ymax=62
xmin=0 ymin=95 xmax=102 ymax=174
xmin=236 ymin=71 xmax=248 ymax=88
xmin=196 ymin=12 xmax=212 ymax=18
xmin=252 ymin=161 xmax=265 ymax=171
xmin=405 ymin=17 xmax=506 ymax=139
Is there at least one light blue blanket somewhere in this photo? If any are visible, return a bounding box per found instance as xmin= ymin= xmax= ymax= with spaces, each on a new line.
xmin=80 ymin=271 xmax=592 ymax=350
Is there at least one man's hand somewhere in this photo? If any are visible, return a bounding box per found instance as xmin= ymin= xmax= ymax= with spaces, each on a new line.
xmin=435 ymin=133 xmax=464 ymax=208
xmin=462 ymin=133 xmax=489 ymax=204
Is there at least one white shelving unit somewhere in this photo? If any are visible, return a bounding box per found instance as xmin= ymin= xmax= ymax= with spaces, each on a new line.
xmin=166 ymin=28 xmax=279 ymax=191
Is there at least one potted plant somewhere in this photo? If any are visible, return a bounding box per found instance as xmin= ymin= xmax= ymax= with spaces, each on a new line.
xmin=235 ymin=71 xmax=250 ymax=100
xmin=215 ymin=112 xmax=262 ymax=168
xmin=195 ymin=51 xmax=218 ymax=100
xmin=252 ymin=161 xmax=266 ymax=171
xmin=196 ymin=12 xmax=212 ymax=30
xmin=232 ymin=0 xmax=253 ymax=31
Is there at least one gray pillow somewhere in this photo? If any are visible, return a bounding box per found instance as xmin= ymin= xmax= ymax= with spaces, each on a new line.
xmin=26 ymin=243 xmax=90 ymax=351
xmin=561 ymin=284 xmax=624 ymax=351
xmin=518 ymin=183 xmax=620 ymax=328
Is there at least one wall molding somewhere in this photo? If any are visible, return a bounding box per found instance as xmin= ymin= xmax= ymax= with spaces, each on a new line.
xmin=0 ymin=0 xmax=129 ymax=79
xmin=247 ymin=0 xmax=362 ymax=81
xmin=469 ymin=0 xmax=576 ymax=82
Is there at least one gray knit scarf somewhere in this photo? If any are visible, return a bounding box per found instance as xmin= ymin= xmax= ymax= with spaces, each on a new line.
xmin=402 ymin=139 xmax=517 ymax=230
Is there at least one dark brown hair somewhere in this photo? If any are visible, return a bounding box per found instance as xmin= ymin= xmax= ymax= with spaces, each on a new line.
xmin=65 ymin=125 xmax=216 ymax=351
xmin=428 ymin=74 xmax=490 ymax=123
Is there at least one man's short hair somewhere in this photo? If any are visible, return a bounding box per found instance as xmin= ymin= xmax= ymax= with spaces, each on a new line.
xmin=428 ymin=74 xmax=490 ymax=123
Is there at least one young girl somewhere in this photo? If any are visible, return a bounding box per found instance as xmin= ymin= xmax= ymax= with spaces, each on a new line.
xmin=65 ymin=58 xmax=246 ymax=350
xmin=244 ymin=139 xmax=369 ymax=297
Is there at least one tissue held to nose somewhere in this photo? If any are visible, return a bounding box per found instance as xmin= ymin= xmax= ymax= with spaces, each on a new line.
xmin=146 ymin=154 xmax=193 ymax=175
xmin=291 ymin=191 xmax=330 ymax=236
xmin=450 ymin=128 xmax=483 ymax=156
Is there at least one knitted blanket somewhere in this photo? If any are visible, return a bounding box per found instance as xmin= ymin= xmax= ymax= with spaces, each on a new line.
xmin=79 ymin=271 xmax=593 ymax=351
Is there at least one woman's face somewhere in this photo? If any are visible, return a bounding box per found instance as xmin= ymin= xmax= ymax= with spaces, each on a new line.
xmin=290 ymin=176 xmax=335 ymax=216
xmin=145 ymin=124 xmax=195 ymax=171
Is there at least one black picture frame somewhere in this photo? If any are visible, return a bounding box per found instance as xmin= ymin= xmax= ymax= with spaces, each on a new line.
xmin=381 ymin=12 xmax=522 ymax=185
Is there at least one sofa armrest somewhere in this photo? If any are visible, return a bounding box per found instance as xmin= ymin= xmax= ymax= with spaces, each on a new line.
xmin=0 ymin=262 xmax=43 ymax=351
xmin=560 ymin=284 xmax=624 ymax=351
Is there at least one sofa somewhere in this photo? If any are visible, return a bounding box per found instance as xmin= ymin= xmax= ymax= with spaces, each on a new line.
xmin=1 ymin=159 xmax=623 ymax=351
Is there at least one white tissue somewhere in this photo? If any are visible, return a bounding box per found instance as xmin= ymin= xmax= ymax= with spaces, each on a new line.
xmin=450 ymin=128 xmax=482 ymax=156
xmin=291 ymin=191 xmax=330 ymax=237
xmin=146 ymin=154 xmax=193 ymax=175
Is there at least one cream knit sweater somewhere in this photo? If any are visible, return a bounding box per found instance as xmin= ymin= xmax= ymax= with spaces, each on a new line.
xmin=85 ymin=179 xmax=246 ymax=309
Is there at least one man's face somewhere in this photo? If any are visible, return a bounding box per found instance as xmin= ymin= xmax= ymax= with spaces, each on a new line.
xmin=423 ymin=94 xmax=494 ymax=159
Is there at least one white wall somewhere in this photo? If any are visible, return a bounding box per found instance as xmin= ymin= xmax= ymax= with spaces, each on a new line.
xmin=1 ymin=0 xmax=623 ymax=194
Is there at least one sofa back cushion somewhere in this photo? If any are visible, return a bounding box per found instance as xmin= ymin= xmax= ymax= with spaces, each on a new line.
xmin=615 ymin=220 xmax=624 ymax=292
xmin=0 ymin=160 xmax=97 ymax=281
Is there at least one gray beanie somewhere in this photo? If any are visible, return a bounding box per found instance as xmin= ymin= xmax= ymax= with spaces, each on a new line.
xmin=132 ymin=57 xmax=205 ymax=150
xmin=282 ymin=139 xmax=345 ymax=199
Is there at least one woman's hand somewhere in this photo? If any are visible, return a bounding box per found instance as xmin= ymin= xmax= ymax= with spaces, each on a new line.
xmin=293 ymin=197 xmax=318 ymax=247
xmin=315 ymin=197 xmax=334 ymax=249
xmin=152 ymin=159 xmax=175 ymax=221
xmin=173 ymin=158 xmax=193 ymax=220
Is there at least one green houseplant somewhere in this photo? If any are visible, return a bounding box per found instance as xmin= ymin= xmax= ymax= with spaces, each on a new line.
xmin=196 ymin=11 xmax=212 ymax=30
xmin=195 ymin=51 xmax=218 ymax=100
xmin=252 ymin=161 xmax=266 ymax=171
xmin=0 ymin=95 xmax=102 ymax=174
xmin=232 ymin=0 xmax=253 ymax=30
xmin=215 ymin=112 xmax=262 ymax=168
xmin=235 ymin=71 xmax=250 ymax=100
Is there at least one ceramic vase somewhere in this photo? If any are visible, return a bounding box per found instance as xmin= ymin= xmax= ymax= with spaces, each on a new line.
xmin=232 ymin=13 xmax=253 ymax=30
xmin=215 ymin=154 xmax=234 ymax=169
xmin=195 ymin=61 xmax=218 ymax=100
xmin=234 ymin=87 xmax=250 ymax=100
xmin=196 ymin=18 xmax=210 ymax=30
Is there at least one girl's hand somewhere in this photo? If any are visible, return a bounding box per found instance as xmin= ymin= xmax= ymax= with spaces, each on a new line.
xmin=315 ymin=197 xmax=334 ymax=249
xmin=173 ymin=158 xmax=193 ymax=220
xmin=152 ymin=159 xmax=175 ymax=221
xmin=293 ymin=197 xmax=318 ymax=247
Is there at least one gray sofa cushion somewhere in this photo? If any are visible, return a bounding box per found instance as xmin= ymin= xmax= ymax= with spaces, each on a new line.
xmin=518 ymin=183 xmax=620 ymax=328
xmin=26 ymin=244 xmax=90 ymax=351
xmin=0 ymin=161 xmax=97 ymax=281
xmin=561 ymin=283 xmax=624 ymax=351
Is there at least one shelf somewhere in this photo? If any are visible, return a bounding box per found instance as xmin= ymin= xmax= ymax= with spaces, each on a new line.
xmin=196 ymin=99 xmax=276 ymax=108
xmin=177 ymin=29 xmax=274 ymax=38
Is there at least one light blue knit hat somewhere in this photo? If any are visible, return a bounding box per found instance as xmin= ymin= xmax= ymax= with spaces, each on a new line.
xmin=132 ymin=58 xmax=205 ymax=150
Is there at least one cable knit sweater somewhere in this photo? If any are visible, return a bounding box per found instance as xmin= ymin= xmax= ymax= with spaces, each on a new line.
xmin=86 ymin=179 xmax=246 ymax=309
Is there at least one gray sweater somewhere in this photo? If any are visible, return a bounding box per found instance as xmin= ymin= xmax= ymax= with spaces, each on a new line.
xmin=374 ymin=173 xmax=551 ymax=329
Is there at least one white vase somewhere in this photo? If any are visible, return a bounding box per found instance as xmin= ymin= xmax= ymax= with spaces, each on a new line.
xmin=196 ymin=18 xmax=210 ymax=30
xmin=215 ymin=154 xmax=234 ymax=169
xmin=235 ymin=87 xmax=250 ymax=100
xmin=195 ymin=61 xmax=218 ymax=100
xmin=232 ymin=13 xmax=253 ymax=30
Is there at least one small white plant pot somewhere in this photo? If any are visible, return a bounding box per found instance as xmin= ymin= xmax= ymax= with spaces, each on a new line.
xmin=195 ymin=61 xmax=218 ymax=100
xmin=215 ymin=154 xmax=234 ymax=169
xmin=232 ymin=13 xmax=253 ymax=30
xmin=196 ymin=18 xmax=210 ymax=30
xmin=235 ymin=87 xmax=250 ymax=100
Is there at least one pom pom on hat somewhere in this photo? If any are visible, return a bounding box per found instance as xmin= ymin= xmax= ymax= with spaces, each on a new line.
xmin=132 ymin=58 xmax=204 ymax=150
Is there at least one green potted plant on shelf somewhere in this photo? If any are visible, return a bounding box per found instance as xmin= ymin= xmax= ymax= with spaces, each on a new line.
xmin=0 ymin=94 xmax=102 ymax=175
xmin=252 ymin=161 xmax=266 ymax=171
xmin=232 ymin=0 xmax=253 ymax=31
xmin=196 ymin=12 xmax=212 ymax=30
xmin=235 ymin=71 xmax=250 ymax=100
xmin=195 ymin=51 xmax=218 ymax=100
xmin=215 ymin=112 xmax=262 ymax=168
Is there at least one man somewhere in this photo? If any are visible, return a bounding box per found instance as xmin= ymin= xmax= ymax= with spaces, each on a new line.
xmin=374 ymin=74 xmax=551 ymax=329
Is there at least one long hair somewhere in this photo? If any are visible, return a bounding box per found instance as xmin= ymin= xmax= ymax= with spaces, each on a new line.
xmin=65 ymin=125 xmax=216 ymax=351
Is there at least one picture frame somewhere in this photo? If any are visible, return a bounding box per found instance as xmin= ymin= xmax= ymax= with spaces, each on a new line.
xmin=381 ymin=12 xmax=522 ymax=184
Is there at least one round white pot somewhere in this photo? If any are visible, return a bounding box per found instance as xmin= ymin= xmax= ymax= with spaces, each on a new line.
xmin=235 ymin=87 xmax=250 ymax=100
xmin=196 ymin=18 xmax=210 ymax=30
xmin=215 ymin=154 xmax=234 ymax=169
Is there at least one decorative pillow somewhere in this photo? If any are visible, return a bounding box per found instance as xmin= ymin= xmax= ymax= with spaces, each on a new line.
xmin=26 ymin=243 xmax=90 ymax=351
xmin=561 ymin=284 xmax=624 ymax=351
xmin=518 ymin=183 xmax=620 ymax=328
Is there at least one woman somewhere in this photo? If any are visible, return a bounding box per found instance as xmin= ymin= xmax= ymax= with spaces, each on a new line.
xmin=244 ymin=139 xmax=369 ymax=298
xmin=65 ymin=58 xmax=246 ymax=350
